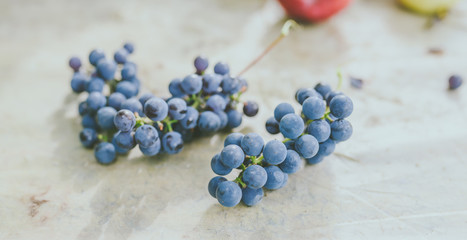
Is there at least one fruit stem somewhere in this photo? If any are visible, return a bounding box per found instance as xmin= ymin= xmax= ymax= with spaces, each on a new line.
xmin=336 ymin=69 xmax=343 ymax=90
xmin=236 ymin=19 xmax=299 ymax=77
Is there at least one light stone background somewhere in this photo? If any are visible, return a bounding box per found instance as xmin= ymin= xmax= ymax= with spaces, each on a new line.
xmin=1 ymin=0 xmax=467 ymax=239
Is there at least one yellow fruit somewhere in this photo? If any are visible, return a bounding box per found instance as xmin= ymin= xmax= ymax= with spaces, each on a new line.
xmin=398 ymin=0 xmax=458 ymax=15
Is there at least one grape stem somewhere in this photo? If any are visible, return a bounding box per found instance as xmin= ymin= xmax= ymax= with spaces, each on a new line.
xmin=336 ymin=69 xmax=343 ymax=90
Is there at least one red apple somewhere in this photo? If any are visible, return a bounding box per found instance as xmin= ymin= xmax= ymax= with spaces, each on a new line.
xmin=278 ymin=0 xmax=352 ymax=22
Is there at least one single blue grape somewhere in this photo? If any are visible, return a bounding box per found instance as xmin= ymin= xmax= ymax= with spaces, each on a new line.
xmin=138 ymin=93 xmax=154 ymax=107
xmin=114 ymin=109 xmax=136 ymax=132
xmin=226 ymin=109 xmax=242 ymax=129
xmin=114 ymin=131 xmax=136 ymax=150
xmin=168 ymin=78 xmax=186 ymax=97
xmin=162 ymin=131 xmax=184 ymax=154
xmin=264 ymin=166 xmax=285 ymax=190
xmin=108 ymin=92 xmax=126 ymax=111
xmin=240 ymin=133 xmax=264 ymax=157
xmin=279 ymin=150 xmax=301 ymax=174
xmin=242 ymin=165 xmax=267 ymax=189
xmin=325 ymin=91 xmax=343 ymax=105
xmin=167 ymin=98 xmax=187 ymax=120
xmin=306 ymin=154 xmax=324 ymax=164
xmin=220 ymin=144 xmax=245 ymax=169
xmin=71 ymin=72 xmax=89 ymax=93
xmin=180 ymin=107 xmax=199 ymax=129
xmin=224 ymin=132 xmax=244 ymax=147
xmin=274 ymin=103 xmax=295 ymax=122
xmin=307 ymin=119 xmax=331 ymax=142
xmin=197 ymin=111 xmax=221 ymax=132
xmin=318 ymin=138 xmax=336 ymax=156
xmin=329 ymin=95 xmax=353 ymax=119
xmin=279 ymin=172 xmax=288 ymax=189
xmin=208 ymin=176 xmax=227 ymax=198
xmin=279 ymin=114 xmax=305 ymax=139
xmin=94 ymin=142 xmax=116 ymax=165
xmin=173 ymin=123 xmax=195 ymax=142
xmin=144 ymin=97 xmax=168 ymax=121
xmin=112 ymin=136 xmax=130 ymax=155
xmin=221 ymin=76 xmax=240 ymax=94
xmin=295 ymin=88 xmax=321 ymax=104
xmin=97 ymin=107 xmax=117 ymax=130
xmin=96 ymin=58 xmax=117 ymax=81
xmin=214 ymin=62 xmax=230 ymax=75
xmin=206 ymin=95 xmax=227 ymax=113
xmin=449 ymin=75 xmax=463 ymax=90
xmin=216 ymin=111 xmax=228 ymax=130
xmin=123 ymin=42 xmax=134 ymax=54
xmin=202 ymin=73 xmax=222 ymax=94
xmin=116 ymin=81 xmax=138 ymax=98
xmin=69 ymin=56 xmax=81 ymax=72
xmin=265 ymin=117 xmax=280 ymax=134
xmin=121 ymin=97 xmax=143 ymax=116
xmin=295 ymin=134 xmax=319 ymax=158
xmin=125 ymin=77 xmax=141 ymax=90
xmin=135 ymin=125 xmax=159 ymax=148
xmin=78 ymin=101 xmax=88 ymax=116
xmin=242 ymin=187 xmax=263 ymax=207
xmin=330 ymin=119 xmax=353 ymax=142
xmin=139 ymin=138 xmax=161 ymax=156
xmin=283 ymin=139 xmax=295 ymax=150
xmin=302 ymin=97 xmax=326 ymax=120
xmin=263 ymin=140 xmax=287 ymax=165
xmin=86 ymin=92 xmax=107 ymax=113
xmin=121 ymin=63 xmax=136 ymax=80
xmin=181 ymin=74 xmax=202 ymax=95
xmin=79 ymin=128 xmax=98 ymax=148
xmin=194 ymin=55 xmax=209 ymax=73
xmin=243 ymin=101 xmax=259 ymax=117
xmin=87 ymin=77 xmax=105 ymax=93
xmin=211 ymin=153 xmax=232 ymax=176
xmin=81 ymin=114 xmax=98 ymax=130
xmin=89 ymin=49 xmax=105 ymax=66
xmin=350 ymin=77 xmax=363 ymax=89
xmin=113 ymin=48 xmax=128 ymax=64
xmin=314 ymin=83 xmax=332 ymax=98
xmin=216 ymin=181 xmax=242 ymax=207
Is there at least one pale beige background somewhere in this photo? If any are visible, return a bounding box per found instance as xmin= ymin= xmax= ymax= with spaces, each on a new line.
xmin=1 ymin=0 xmax=467 ymax=239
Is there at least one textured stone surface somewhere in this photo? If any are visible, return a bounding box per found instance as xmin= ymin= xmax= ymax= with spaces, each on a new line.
xmin=1 ymin=0 xmax=467 ymax=239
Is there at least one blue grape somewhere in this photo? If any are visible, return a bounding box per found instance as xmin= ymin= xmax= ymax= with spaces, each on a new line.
xmin=302 ymin=97 xmax=326 ymax=120
xmin=167 ymin=98 xmax=187 ymax=120
xmin=144 ymin=97 xmax=168 ymax=121
xmin=181 ymin=74 xmax=202 ymax=95
xmin=221 ymin=76 xmax=240 ymax=94
xmin=202 ymin=73 xmax=222 ymax=94
xmin=206 ymin=95 xmax=227 ymax=113
xmin=125 ymin=77 xmax=141 ymax=90
xmin=112 ymin=136 xmax=130 ymax=155
xmin=108 ymin=92 xmax=126 ymax=111
xmin=449 ymin=75 xmax=463 ymax=90
xmin=240 ymin=133 xmax=264 ymax=157
xmin=263 ymin=140 xmax=287 ymax=165
xmin=162 ymin=131 xmax=184 ymax=154
xmin=198 ymin=111 xmax=221 ymax=132
xmin=123 ymin=42 xmax=134 ymax=54
xmin=114 ymin=131 xmax=136 ymax=149
xmin=121 ymin=63 xmax=136 ymax=80
xmin=295 ymin=134 xmax=319 ymax=158
xmin=211 ymin=153 xmax=232 ymax=176
xmin=208 ymin=176 xmax=228 ymax=198
xmin=139 ymin=138 xmax=161 ymax=156
xmin=71 ymin=72 xmax=89 ymax=93
xmin=306 ymin=154 xmax=324 ymax=164
xmin=214 ymin=62 xmax=230 ymax=75
xmin=295 ymin=88 xmax=320 ymax=104
xmin=94 ymin=142 xmax=116 ymax=165
xmin=96 ymin=58 xmax=117 ymax=81
xmin=318 ymin=138 xmax=336 ymax=156
xmin=138 ymin=93 xmax=154 ymax=106
xmin=307 ymin=119 xmax=331 ymax=142
xmin=283 ymin=139 xmax=295 ymax=150
xmin=329 ymin=95 xmax=353 ymax=119
xmin=226 ymin=109 xmax=242 ymax=129
xmin=87 ymin=77 xmax=105 ymax=93
xmin=325 ymin=91 xmax=343 ymax=105
xmin=78 ymin=101 xmax=88 ymax=116
xmin=194 ymin=55 xmax=209 ymax=73
xmin=79 ymin=128 xmax=98 ymax=148
xmin=350 ymin=77 xmax=363 ymax=89
xmin=241 ymin=187 xmax=263 ymax=207
xmin=330 ymin=119 xmax=353 ymax=142
xmin=89 ymin=49 xmax=105 ymax=66
xmin=135 ymin=125 xmax=159 ymax=148
xmin=279 ymin=114 xmax=305 ymax=139
xmin=264 ymin=166 xmax=285 ymax=190
xmin=114 ymin=109 xmax=136 ymax=132
xmin=242 ymin=165 xmax=267 ymax=189
xmin=173 ymin=123 xmax=195 ymax=142
xmin=279 ymin=173 xmax=288 ymax=189
xmin=314 ymin=83 xmax=332 ymax=98
xmin=274 ymin=103 xmax=295 ymax=122
xmin=243 ymin=101 xmax=259 ymax=117
xmin=279 ymin=150 xmax=301 ymax=174
xmin=220 ymin=144 xmax=245 ymax=169
xmin=216 ymin=181 xmax=242 ymax=207
xmin=86 ymin=92 xmax=106 ymax=113
xmin=97 ymin=107 xmax=117 ymax=130
xmin=168 ymin=78 xmax=186 ymax=97
xmin=180 ymin=107 xmax=199 ymax=129
xmin=216 ymin=111 xmax=228 ymax=130
xmin=121 ymin=97 xmax=143 ymax=116
xmin=265 ymin=117 xmax=280 ymax=134
xmin=116 ymin=81 xmax=138 ymax=98
xmin=113 ymin=48 xmax=128 ymax=64
xmin=224 ymin=132 xmax=244 ymax=147
xmin=81 ymin=114 xmax=98 ymax=130
xmin=69 ymin=56 xmax=81 ymax=72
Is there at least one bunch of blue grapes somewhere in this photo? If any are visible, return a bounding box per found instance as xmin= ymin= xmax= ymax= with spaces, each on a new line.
xmin=208 ymin=83 xmax=353 ymax=207
xmin=69 ymin=45 xmax=259 ymax=164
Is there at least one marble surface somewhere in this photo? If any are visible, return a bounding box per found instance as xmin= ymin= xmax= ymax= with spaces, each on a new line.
xmin=1 ymin=0 xmax=467 ymax=239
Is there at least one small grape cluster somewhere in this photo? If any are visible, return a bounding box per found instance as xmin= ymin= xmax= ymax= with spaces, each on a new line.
xmin=208 ymin=82 xmax=354 ymax=207
xmin=69 ymin=43 xmax=259 ymax=164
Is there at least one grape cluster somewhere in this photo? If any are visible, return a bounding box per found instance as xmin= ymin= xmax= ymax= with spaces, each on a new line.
xmin=69 ymin=44 xmax=258 ymax=164
xmin=208 ymin=83 xmax=354 ymax=207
